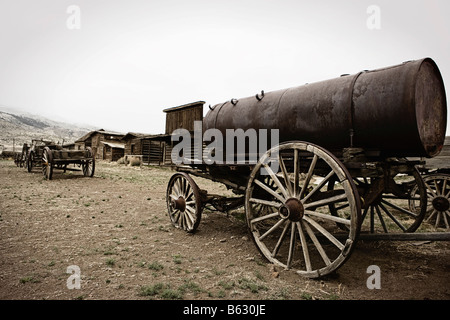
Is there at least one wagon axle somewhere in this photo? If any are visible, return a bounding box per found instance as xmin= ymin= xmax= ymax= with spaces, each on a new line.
xmin=279 ymin=198 xmax=304 ymax=222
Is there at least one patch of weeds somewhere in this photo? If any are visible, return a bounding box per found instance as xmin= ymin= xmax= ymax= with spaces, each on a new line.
xmin=103 ymin=249 xmax=115 ymax=256
xmin=148 ymin=261 xmax=164 ymax=271
xmin=179 ymin=280 xmax=203 ymax=296
xmin=212 ymin=268 xmax=226 ymax=276
xmin=270 ymin=287 xmax=291 ymax=300
xmin=218 ymin=280 xmax=235 ymax=290
xmin=138 ymin=283 xmax=183 ymax=300
xmin=105 ymin=259 xmax=115 ymax=267
xmin=138 ymin=283 xmax=165 ymax=297
xmin=161 ymin=288 xmax=183 ymax=300
xmin=254 ymin=270 xmax=265 ymax=281
xmin=20 ymin=276 xmax=40 ymax=284
xmin=172 ymin=254 xmax=182 ymax=264
xmin=301 ymin=292 xmax=313 ymax=300
xmin=237 ymin=277 xmax=268 ymax=294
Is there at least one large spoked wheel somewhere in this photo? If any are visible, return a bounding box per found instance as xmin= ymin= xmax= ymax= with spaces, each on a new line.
xmin=410 ymin=173 xmax=450 ymax=230
xmin=166 ymin=172 xmax=202 ymax=233
xmin=245 ymin=141 xmax=361 ymax=278
xmin=330 ymin=169 xmax=426 ymax=233
xmin=82 ymin=147 xmax=95 ymax=177
xmin=42 ymin=147 xmax=53 ymax=180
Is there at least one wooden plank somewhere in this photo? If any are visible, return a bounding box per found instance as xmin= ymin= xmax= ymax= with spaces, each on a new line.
xmin=357 ymin=232 xmax=450 ymax=241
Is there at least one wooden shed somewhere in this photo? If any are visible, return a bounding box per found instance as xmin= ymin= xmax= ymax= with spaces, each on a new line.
xmin=163 ymin=101 xmax=205 ymax=134
xmin=75 ymin=129 xmax=125 ymax=161
xmin=122 ymin=132 xmax=172 ymax=166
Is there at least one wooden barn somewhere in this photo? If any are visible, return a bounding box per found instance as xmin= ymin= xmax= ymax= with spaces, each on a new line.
xmin=122 ymin=132 xmax=173 ymax=166
xmin=75 ymin=129 xmax=125 ymax=161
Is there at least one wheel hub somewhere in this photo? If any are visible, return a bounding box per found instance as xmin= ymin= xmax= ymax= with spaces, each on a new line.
xmin=432 ymin=196 xmax=450 ymax=212
xmin=279 ymin=198 xmax=304 ymax=221
xmin=171 ymin=196 xmax=186 ymax=211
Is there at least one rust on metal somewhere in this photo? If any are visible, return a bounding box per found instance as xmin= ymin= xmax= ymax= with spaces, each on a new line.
xmin=204 ymin=58 xmax=447 ymax=158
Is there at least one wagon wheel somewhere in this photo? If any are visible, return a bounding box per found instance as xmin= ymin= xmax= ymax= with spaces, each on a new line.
xmin=410 ymin=173 xmax=450 ymax=230
xmin=166 ymin=172 xmax=202 ymax=233
xmin=42 ymin=147 xmax=53 ymax=180
xmin=245 ymin=141 xmax=361 ymax=278
xmin=82 ymin=147 xmax=95 ymax=177
xmin=27 ymin=151 xmax=35 ymax=172
xmin=329 ymin=169 xmax=426 ymax=233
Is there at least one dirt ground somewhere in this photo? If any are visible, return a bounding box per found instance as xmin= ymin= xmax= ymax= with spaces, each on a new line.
xmin=0 ymin=159 xmax=449 ymax=301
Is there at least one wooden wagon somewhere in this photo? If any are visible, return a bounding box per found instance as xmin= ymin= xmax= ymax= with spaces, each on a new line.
xmin=41 ymin=146 xmax=95 ymax=180
xmin=164 ymin=58 xmax=449 ymax=279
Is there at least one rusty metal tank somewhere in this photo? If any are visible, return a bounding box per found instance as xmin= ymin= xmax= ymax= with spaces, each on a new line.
xmin=203 ymin=58 xmax=447 ymax=158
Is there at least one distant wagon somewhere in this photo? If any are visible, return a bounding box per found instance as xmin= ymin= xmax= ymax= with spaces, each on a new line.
xmin=41 ymin=145 xmax=95 ymax=180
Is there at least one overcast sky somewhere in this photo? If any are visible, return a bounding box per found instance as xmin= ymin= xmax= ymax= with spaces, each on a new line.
xmin=0 ymin=0 xmax=449 ymax=135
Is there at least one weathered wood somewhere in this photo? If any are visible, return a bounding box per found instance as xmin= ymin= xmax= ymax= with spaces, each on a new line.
xmin=164 ymin=101 xmax=204 ymax=135
xmin=357 ymin=232 xmax=450 ymax=241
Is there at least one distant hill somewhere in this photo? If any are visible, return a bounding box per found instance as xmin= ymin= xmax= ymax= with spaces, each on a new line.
xmin=0 ymin=107 xmax=97 ymax=151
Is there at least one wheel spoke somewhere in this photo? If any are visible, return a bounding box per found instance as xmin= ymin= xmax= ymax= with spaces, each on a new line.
xmin=253 ymin=179 xmax=285 ymax=203
xmin=302 ymin=170 xmax=335 ymax=202
xmin=259 ymin=218 xmax=286 ymax=241
xmin=299 ymin=154 xmax=318 ymax=199
xmin=433 ymin=179 xmax=441 ymax=195
xmin=250 ymin=212 xmax=280 ymax=225
xmin=272 ymin=221 xmax=290 ymax=257
xmin=378 ymin=202 xmax=407 ymax=232
xmin=300 ymin=220 xmax=331 ymax=267
xmin=303 ymin=216 xmax=344 ymax=250
xmin=278 ymin=154 xmax=293 ymax=197
xmin=286 ymin=222 xmax=296 ymax=268
xmin=304 ymin=193 xmax=348 ymax=209
xmin=293 ymin=149 xmax=299 ymax=197
xmin=304 ymin=210 xmax=351 ymax=226
xmin=381 ymin=199 xmax=419 ymax=218
xmin=374 ymin=205 xmax=388 ymax=233
xmin=426 ymin=209 xmax=438 ymax=223
xmin=443 ymin=212 xmax=449 ymax=229
xmin=263 ymin=163 xmax=289 ymax=199
xmin=249 ymin=197 xmax=282 ymax=208
xmin=296 ymin=221 xmax=312 ymax=271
